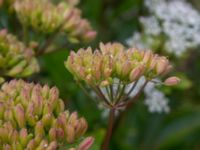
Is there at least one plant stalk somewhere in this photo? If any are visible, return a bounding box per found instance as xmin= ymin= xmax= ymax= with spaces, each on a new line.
xmin=101 ymin=108 xmax=115 ymax=150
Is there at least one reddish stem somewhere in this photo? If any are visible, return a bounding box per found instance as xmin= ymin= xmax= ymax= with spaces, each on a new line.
xmin=101 ymin=108 xmax=115 ymax=150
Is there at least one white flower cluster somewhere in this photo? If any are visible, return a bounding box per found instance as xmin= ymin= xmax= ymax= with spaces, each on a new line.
xmin=144 ymin=81 xmax=170 ymax=113
xmin=127 ymin=77 xmax=170 ymax=113
xmin=128 ymin=0 xmax=200 ymax=56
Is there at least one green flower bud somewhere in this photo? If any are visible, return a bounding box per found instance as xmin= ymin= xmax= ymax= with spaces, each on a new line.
xmin=19 ymin=128 xmax=29 ymax=147
xmin=0 ymin=29 xmax=39 ymax=79
xmin=35 ymin=121 xmax=45 ymax=137
xmin=13 ymin=104 xmax=26 ymax=128
xmin=36 ymin=139 xmax=48 ymax=150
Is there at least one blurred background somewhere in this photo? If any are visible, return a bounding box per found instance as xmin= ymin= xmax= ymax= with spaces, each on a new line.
xmin=2 ymin=0 xmax=200 ymax=149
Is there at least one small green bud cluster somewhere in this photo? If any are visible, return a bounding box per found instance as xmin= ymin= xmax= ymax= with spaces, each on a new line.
xmin=0 ymin=80 xmax=93 ymax=149
xmin=0 ymin=29 xmax=39 ymax=79
xmin=65 ymin=42 xmax=177 ymax=87
xmin=14 ymin=0 xmax=96 ymax=43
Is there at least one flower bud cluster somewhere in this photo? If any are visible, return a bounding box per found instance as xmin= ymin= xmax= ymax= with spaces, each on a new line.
xmin=14 ymin=0 xmax=96 ymax=42
xmin=0 ymin=80 xmax=92 ymax=149
xmin=65 ymin=42 xmax=176 ymax=87
xmin=0 ymin=29 xmax=39 ymax=78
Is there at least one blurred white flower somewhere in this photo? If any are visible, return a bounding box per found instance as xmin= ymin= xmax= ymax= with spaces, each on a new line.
xmin=126 ymin=32 xmax=155 ymax=50
xmin=128 ymin=0 xmax=200 ymax=56
xmin=140 ymin=16 xmax=161 ymax=36
xmin=144 ymin=81 xmax=170 ymax=113
xmin=126 ymin=77 xmax=170 ymax=113
xmin=144 ymin=89 xmax=170 ymax=113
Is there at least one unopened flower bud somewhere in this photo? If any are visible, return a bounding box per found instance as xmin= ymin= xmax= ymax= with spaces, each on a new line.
xmin=13 ymin=104 xmax=25 ymax=128
xmin=78 ymin=137 xmax=94 ymax=150
xmin=11 ymin=142 xmax=23 ymax=150
xmin=49 ymin=128 xmax=57 ymax=141
xmin=35 ymin=121 xmax=45 ymax=137
xmin=42 ymin=113 xmax=53 ymax=128
xmin=121 ymin=61 xmax=132 ymax=77
xmin=37 ymin=140 xmax=48 ymax=150
xmin=47 ymin=141 xmax=58 ymax=150
xmin=27 ymin=139 xmax=37 ymax=150
xmin=19 ymin=128 xmax=28 ymax=147
xmin=156 ymin=57 xmax=169 ymax=75
xmin=164 ymin=76 xmax=180 ymax=86
xmin=129 ymin=66 xmax=144 ymax=82
xmin=143 ymin=50 xmax=153 ymax=64
xmin=66 ymin=126 xmax=75 ymax=143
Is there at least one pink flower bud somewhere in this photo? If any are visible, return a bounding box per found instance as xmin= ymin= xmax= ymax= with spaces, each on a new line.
xmin=76 ymin=118 xmax=88 ymax=136
xmin=56 ymin=128 xmax=65 ymax=140
xmin=84 ymin=31 xmax=97 ymax=42
xmin=121 ymin=61 xmax=131 ymax=77
xmin=69 ymin=112 xmax=78 ymax=124
xmin=0 ymin=29 xmax=7 ymax=36
xmin=143 ymin=50 xmax=153 ymax=64
xmin=27 ymin=139 xmax=37 ymax=150
xmin=47 ymin=141 xmax=58 ymax=150
xmin=49 ymin=87 xmax=59 ymax=105
xmin=164 ymin=76 xmax=180 ymax=86
xmin=156 ymin=57 xmax=169 ymax=75
xmin=49 ymin=128 xmax=57 ymax=141
xmin=66 ymin=126 xmax=75 ymax=143
xmin=35 ymin=121 xmax=44 ymax=137
xmin=19 ymin=129 xmax=29 ymax=147
xmin=78 ymin=137 xmax=94 ymax=150
xmin=129 ymin=66 xmax=144 ymax=82
xmin=14 ymin=104 xmax=25 ymax=128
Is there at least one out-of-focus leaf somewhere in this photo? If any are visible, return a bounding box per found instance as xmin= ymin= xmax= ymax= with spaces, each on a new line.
xmin=155 ymin=112 xmax=200 ymax=149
